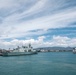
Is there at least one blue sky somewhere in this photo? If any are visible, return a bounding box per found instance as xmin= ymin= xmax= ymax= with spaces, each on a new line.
xmin=0 ymin=0 xmax=76 ymax=49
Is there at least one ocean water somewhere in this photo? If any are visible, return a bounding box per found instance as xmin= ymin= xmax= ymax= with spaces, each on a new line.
xmin=0 ymin=52 xmax=76 ymax=75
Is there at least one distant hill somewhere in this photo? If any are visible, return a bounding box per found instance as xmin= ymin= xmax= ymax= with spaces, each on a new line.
xmin=35 ymin=47 xmax=74 ymax=50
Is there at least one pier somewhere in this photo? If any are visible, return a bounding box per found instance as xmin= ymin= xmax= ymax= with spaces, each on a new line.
xmin=37 ymin=49 xmax=72 ymax=52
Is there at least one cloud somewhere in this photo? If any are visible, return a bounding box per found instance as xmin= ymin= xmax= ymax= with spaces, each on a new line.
xmin=0 ymin=0 xmax=76 ymax=48
xmin=0 ymin=6 xmax=76 ymax=39
xmin=0 ymin=36 xmax=76 ymax=49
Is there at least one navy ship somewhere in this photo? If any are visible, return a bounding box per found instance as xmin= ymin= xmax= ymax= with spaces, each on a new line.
xmin=2 ymin=44 xmax=37 ymax=56
xmin=73 ymin=48 xmax=76 ymax=54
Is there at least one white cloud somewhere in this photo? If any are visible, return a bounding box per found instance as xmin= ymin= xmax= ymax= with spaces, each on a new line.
xmin=19 ymin=0 xmax=47 ymax=17
xmin=0 ymin=36 xmax=76 ymax=49
xmin=0 ymin=0 xmax=14 ymax=9
xmin=0 ymin=0 xmax=29 ymax=9
xmin=2 ymin=0 xmax=46 ymax=22
xmin=0 ymin=6 xmax=76 ymax=39
xmin=0 ymin=0 xmax=76 ymax=48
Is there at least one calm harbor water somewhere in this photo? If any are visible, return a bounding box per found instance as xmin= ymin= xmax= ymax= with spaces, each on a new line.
xmin=0 ymin=52 xmax=76 ymax=75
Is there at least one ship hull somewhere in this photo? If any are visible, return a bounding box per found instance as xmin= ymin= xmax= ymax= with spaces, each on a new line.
xmin=2 ymin=51 xmax=37 ymax=56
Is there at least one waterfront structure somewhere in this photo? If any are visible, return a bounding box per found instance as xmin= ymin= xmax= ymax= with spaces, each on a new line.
xmin=2 ymin=44 xmax=37 ymax=56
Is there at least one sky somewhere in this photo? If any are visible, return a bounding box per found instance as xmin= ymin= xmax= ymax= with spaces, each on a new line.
xmin=0 ymin=0 xmax=76 ymax=49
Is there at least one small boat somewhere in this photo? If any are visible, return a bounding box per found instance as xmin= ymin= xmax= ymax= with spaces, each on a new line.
xmin=2 ymin=44 xmax=37 ymax=56
xmin=73 ymin=48 xmax=76 ymax=54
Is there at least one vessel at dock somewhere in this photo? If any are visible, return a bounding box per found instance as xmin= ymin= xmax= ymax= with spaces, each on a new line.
xmin=73 ymin=48 xmax=76 ymax=54
xmin=2 ymin=44 xmax=37 ymax=56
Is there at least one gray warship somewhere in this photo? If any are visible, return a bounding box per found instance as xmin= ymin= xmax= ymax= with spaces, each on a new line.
xmin=2 ymin=44 xmax=37 ymax=56
xmin=73 ymin=48 xmax=76 ymax=54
